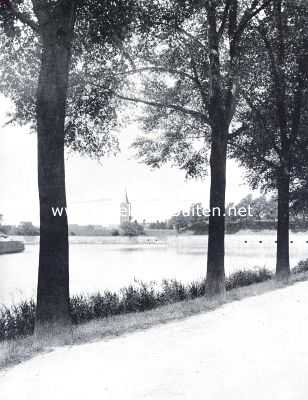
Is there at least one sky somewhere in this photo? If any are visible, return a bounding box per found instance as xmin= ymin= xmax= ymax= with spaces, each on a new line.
xmin=0 ymin=95 xmax=259 ymax=226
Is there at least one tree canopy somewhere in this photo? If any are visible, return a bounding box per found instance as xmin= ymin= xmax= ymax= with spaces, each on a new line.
xmin=0 ymin=0 xmax=142 ymax=158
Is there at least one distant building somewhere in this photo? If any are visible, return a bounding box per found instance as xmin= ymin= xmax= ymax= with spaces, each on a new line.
xmin=120 ymin=189 xmax=132 ymax=225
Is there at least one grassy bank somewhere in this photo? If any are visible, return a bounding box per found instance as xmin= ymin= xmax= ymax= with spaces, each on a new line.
xmin=1 ymin=260 xmax=308 ymax=370
xmin=0 ymin=268 xmax=273 ymax=341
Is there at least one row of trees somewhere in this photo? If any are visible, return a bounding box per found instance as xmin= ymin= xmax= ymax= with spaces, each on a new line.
xmin=0 ymin=221 xmax=40 ymax=236
xmin=130 ymin=0 xmax=308 ymax=287
xmin=1 ymin=0 xmax=307 ymax=337
xmin=170 ymin=194 xmax=308 ymax=233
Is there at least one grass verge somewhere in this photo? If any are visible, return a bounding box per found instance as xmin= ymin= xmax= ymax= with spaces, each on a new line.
xmin=1 ymin=260 xmax=308 ymax=371
xmin=0 ymin=268 xmax=273 ymax=341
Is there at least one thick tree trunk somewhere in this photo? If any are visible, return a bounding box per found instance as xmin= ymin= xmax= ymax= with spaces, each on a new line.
xmin=206 ymin=128 xmax=228 ymax=297
xmin=35 ymin=3 xmax=76 ymax=337
xmin=276 ymin=167 xmax=290 ymax=279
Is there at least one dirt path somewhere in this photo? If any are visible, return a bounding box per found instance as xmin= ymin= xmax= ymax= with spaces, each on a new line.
xmin=1 ymin=282 xmax=308 ymax=400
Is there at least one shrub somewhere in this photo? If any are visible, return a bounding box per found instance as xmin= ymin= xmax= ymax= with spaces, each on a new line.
xmin=160 ymin=279 xmax=188 ymax=303
xmin=0 ymin=300 xmax=35 ymax=341
xmin=120 ymin=222 xmax=145 ymax=237
xmin=91 ymin=291 xmax=121 ymax=318
xmin=292 ymin=259 xmax=308 ymax=274
xmin=225 ymin=268 xmax=273 ymax=291
xmin=0 ymin=267 xmax=277 ymax=341
xmin=187 ymin=280 xmax=206 ymax=298
xmin=70 ymin=295 xmax=93 ymax=324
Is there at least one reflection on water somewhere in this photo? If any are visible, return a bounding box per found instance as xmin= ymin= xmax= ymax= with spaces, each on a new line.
xmin=0 ymin=231 xmax=307 ymax=306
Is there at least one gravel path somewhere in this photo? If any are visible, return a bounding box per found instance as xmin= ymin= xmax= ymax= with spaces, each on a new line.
xmin=1 ymin=282 xmax=308 ymax=400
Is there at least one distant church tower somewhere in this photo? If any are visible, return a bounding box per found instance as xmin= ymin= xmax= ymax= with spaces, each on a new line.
xmin=120 ymin=189 xmax=131 ymax=225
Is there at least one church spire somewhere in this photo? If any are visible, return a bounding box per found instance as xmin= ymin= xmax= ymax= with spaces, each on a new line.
xmin=120 ymin=188 xmax=131 ymax=225
xmin=124 ymin=188 xmax=129 ymax=204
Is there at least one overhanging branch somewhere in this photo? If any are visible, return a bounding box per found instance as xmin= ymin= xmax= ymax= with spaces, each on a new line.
xmin=176 ymin=27 xmax=208 ymax=51
xmin=231 ymin=0 xmax=272 ymax=52
xmin=227 ymin=124 xmax=248 ymax=141
xmin=117 ymin=67 xmax=198 ymax=84
xmin=8 ymin=1 xmax=39 ymax=32
xmin=115 ymin=93 xmax=209 ymax=123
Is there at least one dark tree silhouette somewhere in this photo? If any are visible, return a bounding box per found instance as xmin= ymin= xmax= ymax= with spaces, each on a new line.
xmin=231 ymin=0 xmax=308 ymax=280
xmin=0 ymin=0 xmax=139 ymax=336
xmin=120 ymin=0 xmax=271 ymax=296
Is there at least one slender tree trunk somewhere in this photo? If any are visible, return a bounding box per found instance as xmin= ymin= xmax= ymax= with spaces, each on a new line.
xmin=276 ymin=165 xmax=290 ymax=279
xmin=34 ymin=3 xmax=76 ymax=336
xmin=269 ymin=1 xmax=290 ymax=280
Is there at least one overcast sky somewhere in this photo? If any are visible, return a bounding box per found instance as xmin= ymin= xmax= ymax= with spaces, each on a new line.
xmin=0 ymin=95 xmax=259 ymax=225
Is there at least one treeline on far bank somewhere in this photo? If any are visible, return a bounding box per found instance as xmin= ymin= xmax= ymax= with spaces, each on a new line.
xmin=0 ymin=220 xmax=147 ymax=237
xmin=188 ymin=219 xmax=308 ymax=235
xmin=0 ymin=222 xmax=39 ymax=236
xmin=2 ymin=194 xmax=308 ymax=237
xmin=170 ymin=195 xmax=308 ymax=235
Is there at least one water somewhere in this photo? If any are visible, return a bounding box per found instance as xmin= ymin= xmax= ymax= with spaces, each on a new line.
xmin=0 ymin=231 xmax=307 ymax=306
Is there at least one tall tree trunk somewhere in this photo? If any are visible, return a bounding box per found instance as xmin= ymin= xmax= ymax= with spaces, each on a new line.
xmin=205 ymin=2 xmax=228 ymax=297
xmin=276 ymin=165 xmax=290 ymax=279
xmin=206 ymin=131 xmax=228 ymax=297
xmin=270 ymin=0 xmax=290 ymax=280
xmin=34 ymin=2 xmax=76 ymax=336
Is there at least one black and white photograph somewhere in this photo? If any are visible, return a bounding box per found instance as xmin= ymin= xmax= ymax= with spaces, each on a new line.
xmin=0 ymin=0 xmax=308 ymax=398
